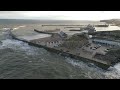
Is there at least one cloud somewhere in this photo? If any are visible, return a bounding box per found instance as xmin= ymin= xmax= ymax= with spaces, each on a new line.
xmin=0 ymin=11 xmax=120 ymax=20
xmin=0 ymin=11 xmax=28 ymax=19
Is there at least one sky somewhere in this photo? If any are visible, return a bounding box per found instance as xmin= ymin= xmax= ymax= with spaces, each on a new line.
xmin=0 ymin=11 xmax=120 ymax=20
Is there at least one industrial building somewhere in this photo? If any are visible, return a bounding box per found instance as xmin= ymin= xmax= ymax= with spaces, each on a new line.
xmin=92 ymin=39 xmax=120 ymax=47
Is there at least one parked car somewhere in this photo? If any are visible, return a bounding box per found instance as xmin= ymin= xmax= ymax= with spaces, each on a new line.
xmin=92 ymin=48 xmax=96 ymax=50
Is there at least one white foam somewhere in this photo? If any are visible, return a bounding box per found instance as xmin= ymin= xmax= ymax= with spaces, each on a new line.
xmin=103 ymin=63 xmax=120 ymax=79
xmin=13 ymin=25 xmax=26 ymax=30
xmin=114 ymin=63 xmax=120 ymax=71
xmin=19 ymin=25 xmax=26 ymax=28
xmin=0 ymin=39 xmax=39 ymax=55
xmin=13 ymin=28 xmax=19 ymax=30
xmin=65 ymin=57 xmax=106 ymax=79
xmin=18 ymin=34 xmax=51 ymax=41
xmin=96 ymin=26 xmax=120 ymax=31
xmin=65 ymin=57 xmax=98 ymax=70
xmin=65 ymin=57 xmax=120 ymax=79
xmin=2 ymin=28 xmax=11 ymax=30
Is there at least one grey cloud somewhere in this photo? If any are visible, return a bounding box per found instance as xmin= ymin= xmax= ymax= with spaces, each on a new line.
xmin=0 ymin=11 xmax=119 ymax=20
xmin=0 ymin=11 xmax=65 ymax=19
xmin=0 ymin=11 xmax=33 ymax=19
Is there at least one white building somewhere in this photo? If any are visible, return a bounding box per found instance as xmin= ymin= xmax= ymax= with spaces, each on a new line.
xmin=92 ymin=39 xmax=120 ymax=47
xmin=46 ymin=41 xmax=63 ymax=48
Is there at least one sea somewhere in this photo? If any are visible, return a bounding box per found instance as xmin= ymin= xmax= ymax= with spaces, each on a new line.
xmin=0 ymin=19 xmax=120 ymax=79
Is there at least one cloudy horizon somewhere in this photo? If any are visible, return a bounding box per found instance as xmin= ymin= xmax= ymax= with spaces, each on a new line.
xmin=0 ymin=11 xmax=120 ymax=20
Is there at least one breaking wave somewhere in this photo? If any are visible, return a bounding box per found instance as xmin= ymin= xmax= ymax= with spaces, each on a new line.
xmin=0 ymin=39 xmax=40 ymax=55
xmin=0 ymin=29 xmax=46 ymax=56
xmin=65 ymin=57 xmax=120 ymax=79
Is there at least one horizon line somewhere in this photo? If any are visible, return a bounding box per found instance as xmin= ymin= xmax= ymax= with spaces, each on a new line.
xmin=0 ymin=18 xmax=119 ymax=21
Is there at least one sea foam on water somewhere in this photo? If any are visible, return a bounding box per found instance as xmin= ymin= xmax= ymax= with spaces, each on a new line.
xmin=1 ymin=24 xmax=120 ymax=79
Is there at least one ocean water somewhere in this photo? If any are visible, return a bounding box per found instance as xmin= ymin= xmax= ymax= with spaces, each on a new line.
xmin=0 ymin=20 xmax=120 ymax=79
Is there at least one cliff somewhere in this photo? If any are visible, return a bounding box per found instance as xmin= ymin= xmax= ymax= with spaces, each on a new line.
xmin=100 ymin=19 xmax=120 ymax=26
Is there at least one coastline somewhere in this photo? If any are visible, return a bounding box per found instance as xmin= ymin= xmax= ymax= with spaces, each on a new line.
xmin=11 ymin=33 xmax=111 ymax=70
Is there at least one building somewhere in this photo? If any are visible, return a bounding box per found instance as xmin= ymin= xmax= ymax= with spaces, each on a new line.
xmin=85 ymin=24 xmax=96 ymax=34
xmin=92 ymin=39 xmax=120 ymax=47
xmin=46 ymin=40 xmax=63 ymax=47
xmin=80 ymin=24 xmax=96 ymax=34
xmin=31 ymin=38 xmax=64 ymax=48
xmin=58 ymin=31 xmax=68 ymax=38
xmin=31 ymin=33 xmax=65 ymax=48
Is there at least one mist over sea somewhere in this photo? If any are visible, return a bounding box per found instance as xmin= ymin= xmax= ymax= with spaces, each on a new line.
xmin=0 ymin=19 xmax=120 ymax=79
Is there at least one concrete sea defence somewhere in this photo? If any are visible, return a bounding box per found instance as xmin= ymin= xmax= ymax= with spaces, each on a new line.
xmin=34 ymin=29 xmax=54 ymax=35
xmin=11 ymin=34 xmax=111 ymax=70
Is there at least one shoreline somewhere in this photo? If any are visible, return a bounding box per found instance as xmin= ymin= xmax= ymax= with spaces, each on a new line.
xmin=11 ymin=33 xmax=111 ymax=70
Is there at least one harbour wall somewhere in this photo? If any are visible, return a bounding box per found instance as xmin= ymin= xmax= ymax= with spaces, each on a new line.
xmin=11 ymin=34 xmax=111 ymax=70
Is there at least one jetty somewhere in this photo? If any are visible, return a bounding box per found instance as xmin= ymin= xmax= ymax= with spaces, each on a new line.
xmin=11 ymin=36 xmax=111 ymax=70
xmin=34 ymin=29 xmax=55 ymax=35
xmin=10 ymin=27 xmax=118 ymax=70
xmin=8 ymin=22 xmax=120 ymax=70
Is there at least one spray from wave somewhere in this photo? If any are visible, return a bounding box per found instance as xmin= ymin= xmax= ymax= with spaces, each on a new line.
xmin=0 ymin=39 xmax=40 ymax=55
xmin=65 ymin=57 xmax=120 ymax=79
xmin=0 ymin=28 xmax=45 ymax=55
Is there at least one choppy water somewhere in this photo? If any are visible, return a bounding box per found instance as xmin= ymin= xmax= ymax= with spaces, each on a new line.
xmin=1 ymin=39 xmax=120 ymax=79
xmin=0 ymin=32 xmax=120 ymax=79
xmin=0 ymin=20 xmax=120 ymax=79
